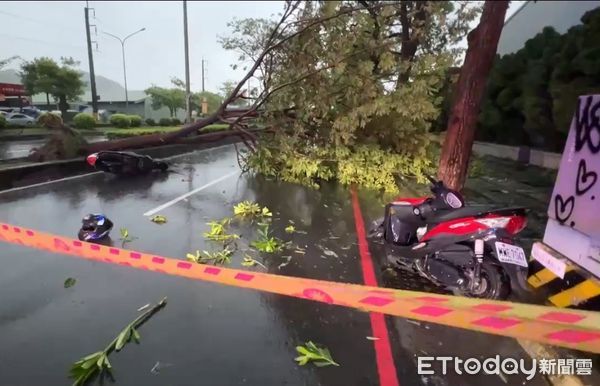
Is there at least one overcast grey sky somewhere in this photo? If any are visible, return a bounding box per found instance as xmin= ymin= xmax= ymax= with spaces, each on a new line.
xmin=0 ymin=1 xmax=524 ymax=93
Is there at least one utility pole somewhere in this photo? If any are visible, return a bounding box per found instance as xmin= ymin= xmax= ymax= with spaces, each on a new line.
xmin=201 ymin=58 xmax=205 ymax=92
xmin=183 ymin=0 xmax=192 ymax=123
xmin=85 ymin=1 xmax=99 ymax=119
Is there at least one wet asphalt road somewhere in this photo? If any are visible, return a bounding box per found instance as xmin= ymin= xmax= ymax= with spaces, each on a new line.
xmin=0 ymin=144 xmax=551 ymax=386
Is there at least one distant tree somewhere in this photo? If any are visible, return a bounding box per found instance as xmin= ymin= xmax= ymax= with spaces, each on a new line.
xmin=219 ymin=80 xmax=249 ymax=107
xmin=192 ymin=91 xmax=223 ymax=116
xmin=478 ymin=7 xmax=600 ymax=152
xmin=144 ymin=78 xmax=186 ymax=117
xmin=20 ymin=57 xmax=84 ymax=115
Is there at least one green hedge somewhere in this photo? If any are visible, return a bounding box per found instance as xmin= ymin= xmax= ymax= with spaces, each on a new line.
xmin=145 ymin=118 xmax=156 ymax=126
xmin=158 ymin=117 xmax=172 ymax=126
xmin=73 ymin=113 xmax=96 ymax=130
xmin=478 ymin=7 xmax=600 ymax=152
xmin=129 ymin=115 xmax=143 ymax=127
xmin=109 ymin=114 xmax=131 ymax=128
xmin=104 ymin=124 xmax=230 ymax=139
xmin=0 ymin=114 xmax=6 ymax=129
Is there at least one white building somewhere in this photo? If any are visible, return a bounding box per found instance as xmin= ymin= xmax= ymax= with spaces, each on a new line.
xmin=497 ymin=0 xmax=600 ymax=55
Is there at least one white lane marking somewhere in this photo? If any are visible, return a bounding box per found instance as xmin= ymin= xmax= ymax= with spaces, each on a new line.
xmin=0 ymin=143 xmax=237 ymax=195
xmin=143 ymin=169 xmax=239 ymax=217
xmin=0 ymin=171 xmax=103 ymax=195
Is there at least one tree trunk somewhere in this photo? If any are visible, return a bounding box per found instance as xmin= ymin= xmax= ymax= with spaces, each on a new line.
xmin=84 ymin=127 xmax=263 ymax=153
xmin=58 ymin=95 xmax=69 ymax=119
xmin=437 ymin=0 xmax=508 ymax=191
xmin=85 ymin=115 xmax=219 ymax=152
xmin=45 ymin=2 xmax=293 ymax=156
xmin=396 ymin=1 xmax=428 ymax=87
xmin=46 ymin=93 xmax=50 ymax=110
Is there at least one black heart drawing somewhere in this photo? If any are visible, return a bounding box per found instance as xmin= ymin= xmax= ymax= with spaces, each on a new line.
xmin=554 ymin=194 xmax=575 ymax=224
xmin=576 ymin=158 xmax=598 ymax=196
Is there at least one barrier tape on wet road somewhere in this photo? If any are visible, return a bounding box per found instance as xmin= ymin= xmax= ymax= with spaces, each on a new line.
xmin=2 ymin=221 xmax=600 ymax=354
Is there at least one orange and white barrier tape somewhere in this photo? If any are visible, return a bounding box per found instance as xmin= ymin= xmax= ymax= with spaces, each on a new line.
xmin=1 ymin=221 xmax=600 ymax=353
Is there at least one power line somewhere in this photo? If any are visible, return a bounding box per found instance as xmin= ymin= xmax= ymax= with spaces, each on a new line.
xmin=0 ymin=10 xmax=82 ymax=34
xmin=0 ymin=32 xmax=87 ymax=50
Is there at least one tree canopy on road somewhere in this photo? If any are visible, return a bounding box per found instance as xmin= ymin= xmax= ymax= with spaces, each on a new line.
xmin=31 ymin=0 xmax=485 ymax=191
xmin=221 ymin=1 xmax=480 ymax=192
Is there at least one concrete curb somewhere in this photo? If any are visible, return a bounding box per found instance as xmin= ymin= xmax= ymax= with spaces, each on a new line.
xmin=0 ymin=137 xmax=242 ymax=191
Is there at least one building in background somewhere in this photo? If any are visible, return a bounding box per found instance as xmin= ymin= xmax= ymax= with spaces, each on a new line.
xmin=497 ymin=0 xmax=600 ymax=55
xmin=0 ymin=69 xmax=182 ymax=122
xmin=0 ymin=82 xmax=29 ymax=109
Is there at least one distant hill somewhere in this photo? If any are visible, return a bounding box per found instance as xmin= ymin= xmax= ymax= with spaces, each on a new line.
xmin=0 ymin=68 xmax=146 ymax=103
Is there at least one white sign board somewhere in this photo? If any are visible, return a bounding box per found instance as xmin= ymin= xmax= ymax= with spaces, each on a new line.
xmin=544 ymin=95 xmax=600 ymax=278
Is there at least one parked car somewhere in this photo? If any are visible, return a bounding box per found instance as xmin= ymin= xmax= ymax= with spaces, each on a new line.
xmin=0 ymin=107 xmax=17 ymax=115
xmin=6 ymin=113 xmax=36 ymax=126
xmin=21 ymin=107 xmax=42 ymax=118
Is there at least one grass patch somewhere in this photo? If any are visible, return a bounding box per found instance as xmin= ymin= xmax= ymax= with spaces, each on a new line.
xmin=0 ymin=124 xmax=231 ymax=139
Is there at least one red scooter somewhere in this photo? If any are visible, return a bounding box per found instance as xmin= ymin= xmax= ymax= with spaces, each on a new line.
xmin=370 ymin=176 xmax=530 ymax=299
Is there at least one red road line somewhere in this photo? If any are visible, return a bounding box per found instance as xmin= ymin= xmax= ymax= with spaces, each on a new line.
xmin=351 ymin=187 xmax=400 ymax=386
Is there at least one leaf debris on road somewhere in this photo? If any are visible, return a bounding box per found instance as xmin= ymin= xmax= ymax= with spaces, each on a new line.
xmin=69 ymin=297 xmax=167 ymax=386
xmin=150 ymin=215 xmax=167 ymax=224
xmin=295 ymin=341 xmax=339 ymax=367
xmin=64 ymin=277 xmax=77 ymax=288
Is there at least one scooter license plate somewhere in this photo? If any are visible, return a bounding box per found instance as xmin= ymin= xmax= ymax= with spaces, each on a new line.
xmin=495 ymin=242 xmax=528 ymax=268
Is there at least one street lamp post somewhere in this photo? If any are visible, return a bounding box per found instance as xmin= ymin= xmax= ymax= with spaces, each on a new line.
xmin=103 ymin=28 xmax=146 ymax=112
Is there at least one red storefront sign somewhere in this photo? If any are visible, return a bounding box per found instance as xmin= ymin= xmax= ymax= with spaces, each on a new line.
xmin=0 ymin=83 xmax=26 ymax=96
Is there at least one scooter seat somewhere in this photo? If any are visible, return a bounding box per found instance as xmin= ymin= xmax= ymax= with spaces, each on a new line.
xmin=429 ymin=206 xmax=526 ymax=224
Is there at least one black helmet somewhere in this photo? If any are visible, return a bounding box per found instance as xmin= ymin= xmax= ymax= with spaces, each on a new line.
xmin=78 ymin=214 xmax=113 ymax=241
xmin=155 ymin=161 xmax=169 ymax=171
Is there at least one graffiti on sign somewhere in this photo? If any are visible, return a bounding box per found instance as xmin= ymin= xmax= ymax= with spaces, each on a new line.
xmin=549 ymin=95 xmax=600 ymax=237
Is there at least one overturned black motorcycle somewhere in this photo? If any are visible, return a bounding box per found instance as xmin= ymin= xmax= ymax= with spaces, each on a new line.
xmin=86 ymin=151 xmax=169 ymax=176
xmin=369 ymin=176 xmax=531 ymax=300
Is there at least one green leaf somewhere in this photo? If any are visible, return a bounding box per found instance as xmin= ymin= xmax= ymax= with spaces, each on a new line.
xmin=132 ymin=328 xmax=141 ymax=344
xmin=115 ymin=329 xmax=129 ymax=351
xmin=75 ymin=351 xmax=104 ymax=364
xmin=150 ymin=215 xmax=167 ymax=224
xmin=294 ymin=342 xmax=339 ymax=367
xmin=285 ymin=225 xmax=296 ymax=234
xmin=96 ymin=354 xmax=106 ymax=369
xmin=64 ymin=277 xmax=77 ymax=288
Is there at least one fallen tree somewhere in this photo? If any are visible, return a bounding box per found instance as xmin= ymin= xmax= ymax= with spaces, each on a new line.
xmin=30 ymin=1 xmax=305 ymax=161
xmin=30 ymin=1 xmax=482 ymax=195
